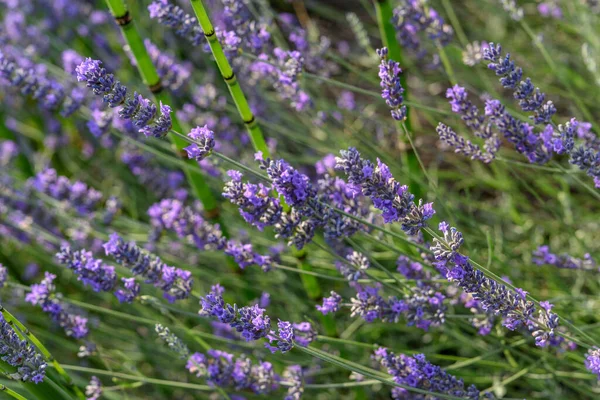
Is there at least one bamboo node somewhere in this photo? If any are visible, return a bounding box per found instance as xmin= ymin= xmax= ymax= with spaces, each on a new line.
xmin=115 ymin=11 xmax=132 ymax=26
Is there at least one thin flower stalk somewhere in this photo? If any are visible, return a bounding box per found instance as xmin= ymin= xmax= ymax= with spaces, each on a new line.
xmin=102 ymin=0 xmax=224 ymax=225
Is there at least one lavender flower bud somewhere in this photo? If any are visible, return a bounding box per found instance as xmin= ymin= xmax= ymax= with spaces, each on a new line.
xmin=155 ymin=324 xmax=190 ymax=359
xmin=183 ymin=125 xmax=215 ymax=161
xmin=85 ymin=376 xmax=102 ymax=400
xmin=377 ymin=47 xmax=406 ymax=121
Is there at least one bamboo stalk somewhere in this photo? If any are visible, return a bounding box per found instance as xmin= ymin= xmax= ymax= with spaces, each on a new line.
xmin=188 ymin=0 xmax=269 ymax=156
xmin=103 ymin=0 xmax=223 ymax=224
xmin=187 ymin=0 xmax=323 ymax=301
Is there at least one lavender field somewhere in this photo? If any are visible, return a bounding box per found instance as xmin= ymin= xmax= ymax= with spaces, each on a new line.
xmin=1 ymin=0 xmax=599 ymax=399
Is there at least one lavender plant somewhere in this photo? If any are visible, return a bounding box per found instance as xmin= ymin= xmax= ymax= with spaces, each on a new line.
xmin=1 ymin=0 xmax=599 ymax=399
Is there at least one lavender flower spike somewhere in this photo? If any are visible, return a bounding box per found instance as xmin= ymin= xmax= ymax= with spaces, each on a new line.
xmin=0 ymin=313 xmax=47 ymax=383
xmin=373 ymin=348 xmax=488 ymax=399
xmin=103 ymin=233 xmax=193 ymax=302
xmin=76 ymin=58 xmax=172 ymax=137
xmin=483 ymin=43 xmax=556 ymax=124
xmin=377 ymin=47 xmax=407 ymax=121
xmin=585 ymin=348 xmax=600 ymax=380
xmin=183 ymin=125 xmax=215 ymax=161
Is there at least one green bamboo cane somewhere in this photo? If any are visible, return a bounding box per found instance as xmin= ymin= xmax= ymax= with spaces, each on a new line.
xmin=188 ymin=0 xmax=323 ymax=302
xmin=188 ymin=0 xmax=269 ymax=155
xmin=103 ymin=0 xmax=224 ymax=226
xmin=0 ymin=306 xmax=85 ymax=400
xmin=0 ymin=384 xmax=29 ymax=400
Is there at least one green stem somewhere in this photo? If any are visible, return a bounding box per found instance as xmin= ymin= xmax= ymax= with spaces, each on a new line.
xmin=103 ymin=0 xmax=222 ymax=221
xmin=0 ymin=385 xmax=28 ymax=400
xmin=188 ymin=0 xmax=269 ymax=156
xmin=0 ymin=306 xmax=85 ymax=400
xmin=59 ymin=365 xmax=212 ymax=392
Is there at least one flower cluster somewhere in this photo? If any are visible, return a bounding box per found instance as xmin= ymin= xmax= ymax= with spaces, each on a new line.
xmin=29 ymin=169 xmax=103 ymax=216
xmin=147 ymin=1 xmax=204 ymax=46
xmin=199 ymin=286 xmax=314 ymax=353
xmin=335 ymin=147 xmax=434 ymax=233
xmin=148 ymin=198 xmax=227 ymax=250
xmin=533 ymin=245 xmax=598 ymax=272
xmin=56 ymin=247 xmax=118 ymax=293
xmin=438 ymin=85 xmax=500 ymax=163
xmin=483 ymin=43 xmax=555 ymax=125
xmin=144 ymin=39 xmax=192 ymax=91
xmin=103 ymin=233 xmax=193 ymax=302
xmin=0 ymin=264 xmax=7 ymax=288
xmin=186 ymin=350 xmax=282 ymax=394
xmin=349 ymin=284 xmax=446 ymax=330
xmin=200 ymin=287 xmax=272 ymax=342
xmin=76 ymin=58 xmax=172 ymax=138
xmin=0 ymin=50 xmax=84 ymax=117
xmin=155 ymin=324 xmax=190 ymax=359
xmin=25 ymin=272 xmax=89 ymax=338
xmin=433 ymin=222 xmax=560 ymax=346
xmin=225 ymin=155 xmax=370 ymax=250
xmin=484 ymin=99 xmax=552 ymax=164
xmin=335 ymin=251 xmax=370 ymax=282
xmin=316 ymin=291 xmax=342 ymax=315
xmin=373 ymin=347 xmax=488 ymax=399
xmin=0 ymin=313 xmax=47 ymax=383
xmin=377 ymin=47 xmax=406 ymax=121
xmin=250 ymin=49 xmax=311 ymax=111
xmin=585 ymin=348 xmax=600 ymax=380
xmin=222 ymin=170 xmax=283 ymax=231
xmin=392 ymin=1 xmax=453 ymax=69
xmin=85 ymin=376 xmax=102 ymax=400
xmin=183 ymin=125 xmax=216 ymax=161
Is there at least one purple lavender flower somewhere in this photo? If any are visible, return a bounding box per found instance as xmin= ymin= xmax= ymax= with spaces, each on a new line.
xmin=377 ymin=47 xmax=406 ymax=121
xmin=0 ymin=264 xmax=7 ymax=288
xmin=585 ymin=348 xmax=600 ymax=379
xmin=144 ymin=39 xmax=192 ymax=91
xmin=433 ymin=222 xmax=560 ymax=346
xmin=0 ymin=50 xmax=82 ymax=116
xmin=200 ymin=287 xmax=271 ymax=342
xmin=316 ymin=291 xmax=342 ymax=315
xmin=148 ymin=198 xmax=227 ymax=250
xmin=103 ymin=233 xmax=193 ymax=302
xmin=533 ymin=245 xmax=598 ymax=271
xmin=335 ymin=147 xmax=434 ymax=233
xmin=265 ymin=320 xmax=295 ymax=353
xmin=76 ymin=59 xmax=172 ymax=137
xmin=437 ymin=123 xmax=496 ymax=163
xmin=183 ymin=125 xmax=215 ymax=161
xmin=392 ymin=1 xmax=453 ymax=69
xmin=224 ymin=240 xmax=273 ymax=272
xmin=373 ymin=348 xmax=487 ymax=399
xmin=29 ymin=169 xmax=104 ymax=217
xmin=292 ymin=322 xmax=317 ymax=347
xmin=186 ymin=350 xmax=278 ymax=394
xmin=283 ymin=365 xmax=304 ymax=400
xmin=148 ymin=1 xmax=204 ymax=46
xmin=26 ymin=272 xmax=89 ymax=339
xmin=0 ymin=313 xmax=47 ymax=383
xmin=85 ymin=376 xmax=102 ymax=400
xmin=570 ymin=145 xmax=600 ymax=188
xmin=56 ymin=247 xmax=117 ymax=293
xmin=484 ymin=99 xmax=551 ymax=164
xmin=483 ymin=43 xmax=556 ymax=124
